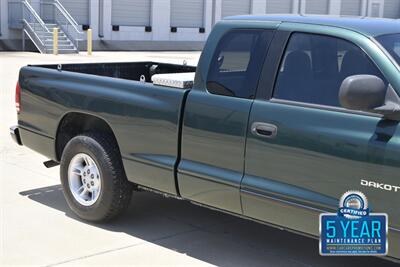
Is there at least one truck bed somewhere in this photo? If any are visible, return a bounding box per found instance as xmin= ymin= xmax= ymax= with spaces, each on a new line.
xmin=18 ymin=60 xmax=196 ymax=195
xmin=31 ymin=61 xmax=196 ymax=84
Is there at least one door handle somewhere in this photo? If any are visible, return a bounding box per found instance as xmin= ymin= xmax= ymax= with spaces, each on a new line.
xmin=251 ymin=122 xmax=278 ymax=139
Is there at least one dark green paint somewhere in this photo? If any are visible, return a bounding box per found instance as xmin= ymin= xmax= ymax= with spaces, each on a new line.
xmin=226 ymin=14 xmax=400 ymax=37
xmin=16 ymin=16 xmax=400 ymax=260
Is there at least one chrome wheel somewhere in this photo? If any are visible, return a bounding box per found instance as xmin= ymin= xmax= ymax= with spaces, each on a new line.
xmin=68 ymin=153 xmax=101 ymax=206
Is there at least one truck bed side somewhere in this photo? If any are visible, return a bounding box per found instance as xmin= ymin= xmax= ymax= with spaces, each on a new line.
xmin=18 ymin=66 xmax=189 ymax=195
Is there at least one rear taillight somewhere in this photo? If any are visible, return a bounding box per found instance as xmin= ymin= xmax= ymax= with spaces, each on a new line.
xmin=15 ymin=82 xmax=21 ymax=114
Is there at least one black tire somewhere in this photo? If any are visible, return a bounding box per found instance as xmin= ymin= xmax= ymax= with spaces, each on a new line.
xmin=60 ymin=133 xmax=133 ymax=222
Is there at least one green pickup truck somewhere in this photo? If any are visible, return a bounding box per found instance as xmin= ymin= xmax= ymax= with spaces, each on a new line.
xmin=10 ymin=15 xmax=400 ymax=261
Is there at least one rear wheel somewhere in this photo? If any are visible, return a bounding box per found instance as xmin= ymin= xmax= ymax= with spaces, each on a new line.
xmin=60 ymin=133 xmax=133 ymax=222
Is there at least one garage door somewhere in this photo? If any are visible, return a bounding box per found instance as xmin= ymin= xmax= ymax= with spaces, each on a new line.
xmin=305 ymin=0 xmax=329 ymax=14
xmin=383 ymin=0 xmax=400 ymax=18
xmin=341 ymin=0 xmax=362 ymax=16
xmin=112 ymin=0 xmax=151 ymax=26
xmin=266 ymin=0 xmax=293 ymax=14
xmin=59 ymin=0 xmax=89 ymax=25
xmin=221 ymin=0 xmax=251 ymax=18
xmin=170 ymin=0 xmax=204 ymax=28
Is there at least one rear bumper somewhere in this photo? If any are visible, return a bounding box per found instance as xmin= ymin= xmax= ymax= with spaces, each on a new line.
xmin=10 ymin=125 xmax=22 ymax=145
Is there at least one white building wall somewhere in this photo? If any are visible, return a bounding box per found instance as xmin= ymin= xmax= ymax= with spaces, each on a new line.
xmin=89 ymin=0 xmax=98 ymax=40
xmin=329 ymin=0 xmax=341 ymax=15
xmin=204 ymin=0 xmax=213 ymax=35
xmin=341 ymin=0 xmax=363 ymax=16
xmin=0 ymin=0 xmax=5 ymax=38
xmin=97 ymin=0 xmax=210 ymax=43
xmin=292 ymin=0 xmax=301 ymax=13
xmin=213 ymin=0 xmax=223 ymax=23
xmin=151 ymin=0 xmax=171 ymax=40
xmin=1 ymin=0 xmax=400 ymax=49
xmin=368 ymin=0 xmax=385 ymax=17
xmin=0 ymin=0 xmax=21 ymax=40
xmin=383 ymin=0 xmax=400 ymax=18
xmin=252 ymin=0 xmax=266 ymax=14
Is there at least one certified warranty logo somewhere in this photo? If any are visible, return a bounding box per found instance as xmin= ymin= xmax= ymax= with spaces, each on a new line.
xmin=319 ymin=191 xmax=388 ymax=256
xmin=338 ymin=191 xmax=369 ymax=219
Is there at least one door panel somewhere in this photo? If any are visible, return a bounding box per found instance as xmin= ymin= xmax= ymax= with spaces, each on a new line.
xmin=178 ymin=29 xmax=274 ymax=213
xmin=242 ymin=31 xmax=400 ymax=236
xmin=59 ymin=0 xmax=89 ymax=25
xmin=341 ymin=0 xmax=362 ymax=16
xmin=171 ymin=0 xmax=204 ymax=28
xmin=111 ymin=0 xmax=151 ymax=26
xmin=178 ymin=91 xmax=252 ymax=213
xmin=221 ymin=0 xmax=251 ymax=18
xmin=305 ymin=0 xmax=329 ymax=14
xmin=266 ymin=0 xmax=293 ymax=14
xmin=243 ymin=101 xmax=400 ymax=234
xmin=384 ymin=0 xmax=400 ymax=18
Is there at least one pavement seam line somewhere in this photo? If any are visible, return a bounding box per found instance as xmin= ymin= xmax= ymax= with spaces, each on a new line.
xmin=46 ymin=228 xmax=199 ymax=267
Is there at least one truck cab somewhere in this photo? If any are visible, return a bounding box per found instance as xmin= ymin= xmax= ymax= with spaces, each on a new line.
xmin=179 ymin=15 xmax=400 ymax=260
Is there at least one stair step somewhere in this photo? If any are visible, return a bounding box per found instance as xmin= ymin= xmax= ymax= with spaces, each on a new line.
xmin=29 ymin=26 xmax=60 ymax=31
xmin=44 ymin=40 xmax=72 ymax=45
xmin=37 ymin=35 xmax=67 ymax=39
xmin=45 ymin=44 xmax=75 ymax=48
xmin=30 ymin=23 xmax=57 ymax=26
xmin=38 ymin=36 xmax=68 ymax=40
xmin=46 ymin=49 xmax=78 ymax=54
xmin=40 ymin=38 xmax=69 ymax=42
xmin=45 ymin=45 xmax=75 ymax=48
xmin=36 ymin=29 xmax=63 ymax=33
xmin=43 ymin=37 xmax=70 ymax=41
xmin=30 ymin=25 xmax=60 ymax=29
xmin=37 ymin=32 xmax=66 ymax=36
xmin=42 ymin=39 xmax=70 ymax=43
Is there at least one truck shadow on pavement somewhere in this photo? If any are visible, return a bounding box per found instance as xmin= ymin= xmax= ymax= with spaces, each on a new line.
xmin=20 ymin=185 xmax=396 ymax=267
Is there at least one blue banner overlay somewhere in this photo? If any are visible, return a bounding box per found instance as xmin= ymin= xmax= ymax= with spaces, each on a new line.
xmin=320 ymin=213 xmax=387 ymax=255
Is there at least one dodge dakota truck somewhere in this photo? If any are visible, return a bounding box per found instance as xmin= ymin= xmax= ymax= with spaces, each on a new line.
xmin=10 ymin=15 xmax=400 ymax=260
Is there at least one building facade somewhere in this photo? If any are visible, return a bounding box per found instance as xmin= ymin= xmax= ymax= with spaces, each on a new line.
xmin=1 ymin=0 xmax=399 ymax=51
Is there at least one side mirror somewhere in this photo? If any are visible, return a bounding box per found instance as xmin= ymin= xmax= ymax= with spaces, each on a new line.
xmin=339 ymin=75 xmax=400 ymax=120
xmin=339 ymin=75 xmax=386 ymax=111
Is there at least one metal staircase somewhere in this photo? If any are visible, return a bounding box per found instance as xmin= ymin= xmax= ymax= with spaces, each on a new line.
xmin=9 ymin=0 xmax=84 ymax=54
xmin=25 ymin=22 xmax=77 ymax=53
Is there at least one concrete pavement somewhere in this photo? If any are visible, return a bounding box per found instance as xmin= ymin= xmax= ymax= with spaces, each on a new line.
xmin=0 ymin=51 xmax=396 ymax=266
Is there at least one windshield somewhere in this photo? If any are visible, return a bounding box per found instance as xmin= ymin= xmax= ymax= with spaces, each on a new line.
xmin=376 ymin=34 xmax=400 ymax=67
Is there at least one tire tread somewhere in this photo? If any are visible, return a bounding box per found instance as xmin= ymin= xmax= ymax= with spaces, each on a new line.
xmin=61 ymin=132 xmax=133 ymax=222
xmin=86 ymin=133 xmax=133 ymax=221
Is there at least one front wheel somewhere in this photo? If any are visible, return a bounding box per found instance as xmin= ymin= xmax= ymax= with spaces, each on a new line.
xmin=60 ymin=134 xmax=133 ymax=222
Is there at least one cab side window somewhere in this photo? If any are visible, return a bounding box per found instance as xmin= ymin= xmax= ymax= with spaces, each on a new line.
xmin=207 ymin=29 xmax=273 ymax=99
xmin=273 ymin=33 xmax=386 ymax=107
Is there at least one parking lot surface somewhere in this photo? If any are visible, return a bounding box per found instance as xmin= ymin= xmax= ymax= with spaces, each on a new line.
xmin=0 ymin=51 xmax=396 ymax=266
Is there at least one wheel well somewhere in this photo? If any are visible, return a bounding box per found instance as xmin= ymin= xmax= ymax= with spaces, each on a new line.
xmin=55 ymin=113 xmax=119 ymax=161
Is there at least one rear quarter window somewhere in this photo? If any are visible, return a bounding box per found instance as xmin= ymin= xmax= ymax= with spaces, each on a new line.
xmin=207 ymin=29 xmax=274 ymax=99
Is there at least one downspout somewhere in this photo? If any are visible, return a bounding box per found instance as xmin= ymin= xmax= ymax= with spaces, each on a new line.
xmin=98 ymin=0 xmax=104 ymax=38
xmin=212 ymin=0 xmax=216 ymax=27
